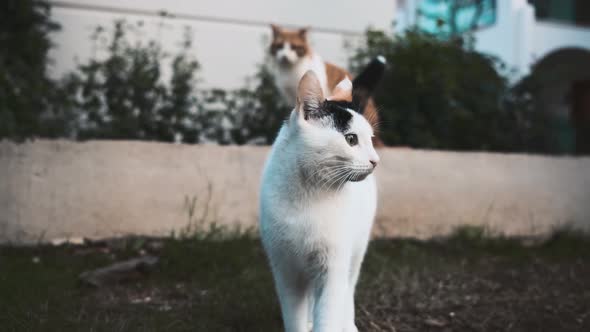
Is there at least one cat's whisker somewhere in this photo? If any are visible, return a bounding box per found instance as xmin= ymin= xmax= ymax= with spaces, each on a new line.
xmin=331 ymin=169 xmax=350 ymax=188
xmin=330 ymin=168 xmax=354 ymax=192
xmin=334 ymin=171 xmax=350 ymax=192
xmin=320 ymin=168 xmax=350 ymax=192
xmin=338 ymin=172 xmax=354 ymax=192
xmin=305 ymin=164 xmax=339 ymax=184
xmin=318 ymin=169 xmax=344 ymax=192
xmin=311 ymin=162 xmax=344 ymax=177
xmin=321 ymin=162 xmax=350 ymax=173
xmin=308 ymin=165 xmax=348 ymax=185
xmin=315 ymin=167 xmax=340 ymax=190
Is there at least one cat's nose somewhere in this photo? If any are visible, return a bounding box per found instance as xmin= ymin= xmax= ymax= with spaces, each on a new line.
xmin=370 ymin=160 xmax=378 ymax=169
xmin=279 ymin=55 xmax=290 ymax=64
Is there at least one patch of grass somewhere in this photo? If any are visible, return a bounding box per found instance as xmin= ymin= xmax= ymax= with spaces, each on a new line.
xmin=1 ymin=227 xmax=589 ymax=331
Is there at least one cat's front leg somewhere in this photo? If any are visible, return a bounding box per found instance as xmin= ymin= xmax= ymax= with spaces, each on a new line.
xmin=273 ymin=265 xmax=310 ymax=332
xmin=344 ymin=249 xmax=367 ymax=332
xmin=343 ymin=292 xmax=358 ymax=332
xmin=312 ymin=266 xmax=348 ymax=332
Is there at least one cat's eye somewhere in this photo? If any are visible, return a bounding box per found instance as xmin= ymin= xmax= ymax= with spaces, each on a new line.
xmin=345 ymin=133 xmax=358 ymax=146
xmin=270 ymin=42 xmax=283 ymax=53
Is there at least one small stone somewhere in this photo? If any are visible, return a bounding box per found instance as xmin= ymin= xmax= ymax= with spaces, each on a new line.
xmin=424 ymin=317 xmax=448 ymax=327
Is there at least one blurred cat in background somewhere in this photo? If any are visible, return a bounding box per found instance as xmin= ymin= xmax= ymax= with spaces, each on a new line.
xmin=268 ymin=24 xmax=382 ymax=144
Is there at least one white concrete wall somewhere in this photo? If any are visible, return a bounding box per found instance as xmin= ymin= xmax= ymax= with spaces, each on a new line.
xmin=472 ymin=0 xmax=532 ymax=75
xmin=1 ymin=140 xmax=589 ymax=244
xmin=48 ymin=0 xmax=395 ymax=89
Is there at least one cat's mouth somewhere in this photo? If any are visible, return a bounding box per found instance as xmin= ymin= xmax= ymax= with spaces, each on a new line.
xmin=348 ymin=169 xmax=373 ymax=182
xmin=304 ymin=158 xmax=373 ymax=190
xmin=345 ymin=164 xmax=375 ymax=182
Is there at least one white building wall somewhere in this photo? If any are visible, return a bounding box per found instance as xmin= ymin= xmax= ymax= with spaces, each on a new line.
xmin=532 ymin=21 xmax=590 ymax=61
xmin=395 ymin=0 xmax=590 ymax=78
xmin=473 ymin=0 xmax=529 ymax=75
xmin=48 ymin=0 xmax=396 ymax=90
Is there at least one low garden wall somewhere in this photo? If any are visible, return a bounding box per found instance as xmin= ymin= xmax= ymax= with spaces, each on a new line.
xmin=1 ymin=140 xmax=589 ymax=243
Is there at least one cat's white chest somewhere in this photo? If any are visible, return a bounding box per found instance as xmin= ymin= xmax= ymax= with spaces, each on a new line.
xmin=274 ymin=55 xmax=329 ymax=105
xmin=305 ymin=178 xmax=376 ymax=243
xmin=261 ymin=171 xmax=377 ymax=259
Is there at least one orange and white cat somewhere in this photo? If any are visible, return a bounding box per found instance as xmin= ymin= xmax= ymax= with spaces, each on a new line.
xmin=269 ymin=24 xmax=382 ymax=141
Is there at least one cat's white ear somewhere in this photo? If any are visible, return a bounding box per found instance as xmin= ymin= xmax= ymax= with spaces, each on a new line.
xmin=297 ymin=71 xmax=324 ymax=119
xmin=328 ymin=78 xmax=352 ymax=101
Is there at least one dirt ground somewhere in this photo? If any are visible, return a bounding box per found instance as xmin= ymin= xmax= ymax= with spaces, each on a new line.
xmin=1 ymin=228 xmax=589 ymax=331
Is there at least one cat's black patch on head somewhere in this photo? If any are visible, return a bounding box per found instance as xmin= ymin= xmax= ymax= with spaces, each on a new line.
xmin=303 ymin=100 xmax=354 ymax=133
xmin=324 ymin=100 xmax=354 ymax=133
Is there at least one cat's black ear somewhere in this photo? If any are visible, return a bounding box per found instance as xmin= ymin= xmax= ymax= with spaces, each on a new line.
xmin=352 ymin=56 xmax=387 ymax=114
xmin=297 ymin=70 xmax=326 ymax=120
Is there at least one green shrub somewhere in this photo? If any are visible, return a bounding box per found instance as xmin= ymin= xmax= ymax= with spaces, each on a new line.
xmin=198 ymin=65 xmax=289 ymax=145
xmin=60 ymin=20 xmax=288 ymax=145
xmin=62 ymin=21 xmax=200 ymax=142
xmin=0 ymin=2 xmax=287 ymax=145
xmin=0 ymin=0 xmax=63 ymax=140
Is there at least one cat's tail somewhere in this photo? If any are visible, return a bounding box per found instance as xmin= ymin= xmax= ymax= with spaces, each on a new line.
xmin=352 ymin=56 xmax=387 ymax=146
xmin=354 ymin=56 xmax=387 ymax=94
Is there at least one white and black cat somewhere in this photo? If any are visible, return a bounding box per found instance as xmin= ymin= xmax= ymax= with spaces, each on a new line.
xmin=260 ymin=57 xmax=386 ymax=332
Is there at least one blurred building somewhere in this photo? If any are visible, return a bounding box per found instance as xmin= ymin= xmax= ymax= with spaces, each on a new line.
xmin=395 ymin=0 xmax=590 ymax=153
xmin=48 ymin=0 xmax=395 ymax=90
